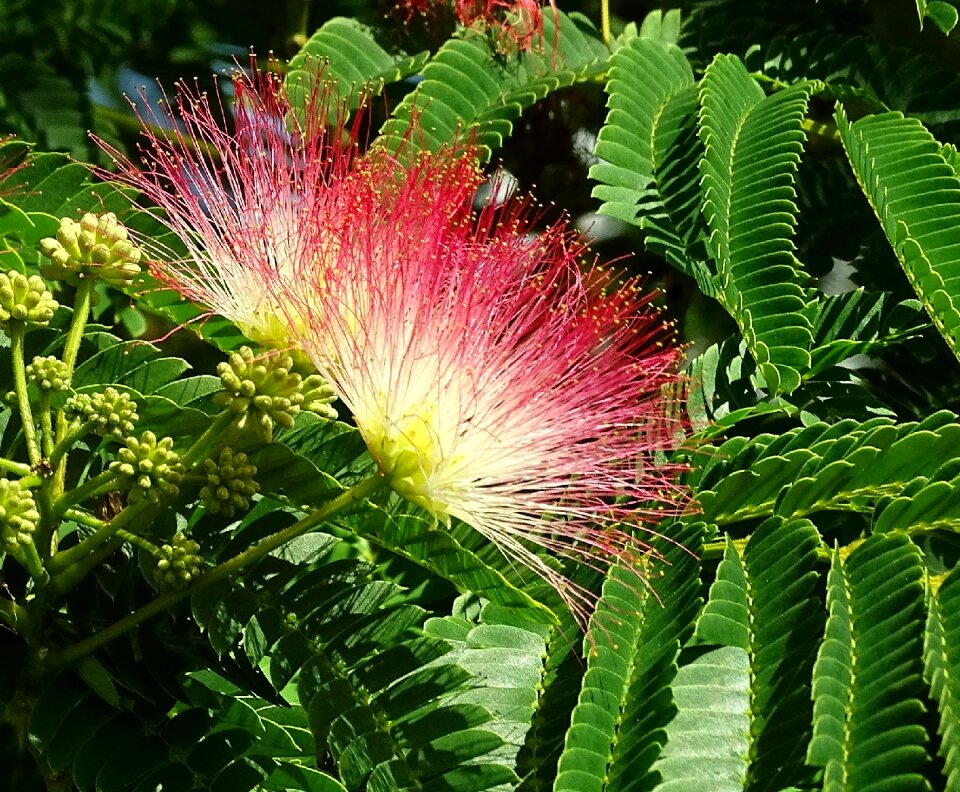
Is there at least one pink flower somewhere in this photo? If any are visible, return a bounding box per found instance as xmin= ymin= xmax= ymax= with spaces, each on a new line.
xmin=92 ymin=59 xmax=378 ymax=349
xmin=276 ymin=174 xmax=687 ymax=626
xmin=96 ymin=57 xmax=686 ymax=627
xmin=391 ymin=0 xmax=558 ymax=52
xmin=457 ymin=0 xmax=559 ymax=52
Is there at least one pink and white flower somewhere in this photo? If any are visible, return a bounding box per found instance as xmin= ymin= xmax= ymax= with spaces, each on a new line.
xmin=276 ymin=178 xmax=687 ymax=625
xmin=93 ymin=59 xmax=373 ymax=348
xmin=99 ymin=56 xmax=687 ymax=626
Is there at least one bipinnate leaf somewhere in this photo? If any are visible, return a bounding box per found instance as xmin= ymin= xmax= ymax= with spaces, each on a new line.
xmin=551 ymin=521 xmax=703 ymax=792
xmin=807 ymin=534 xmax=930 ymax=792
xmin=695 ymin=517 xmax=824 ymax=790
xmin=808 ymin=290 xmax=925 ymax=376
xmin=286 ymin=16 xmax=430 ymax=108
xmin=348 ymin=503 xmax=559 ymax=625
xmin=924 ymin=568 xmax=960 ymax=791
xmin=423 ymin=604 xmax=551 ymax=790
xmin=698 ymin=54 xmax=815 ymax=394
xmin=190 ymin=520 xmax=523 ymax=792
xmin=590 ymin=37 xmax=711 ymax=291
xmin=376 ymin=11 xmax=609 ymax=159
xmin=651 ymin=645 xmax=751 ymax=791
xmin=692 ymin=411 xmax=960 ymax=525
xmin=836 ymin=105 xmax=960 ymax=364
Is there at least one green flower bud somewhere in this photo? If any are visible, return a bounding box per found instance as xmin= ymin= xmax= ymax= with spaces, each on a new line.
xmin=0 ymin=271 xmax=58 ymax=327
xmin=110 ymin=431 xmax=183 ymax=504
xmin=300 ymin=374 xmax=338 ymax=420
xmin=66 ymin=387 xmax=139 ymax=439
xmin=199 ymin=447 xmax=259 ymax=518
xmin=39 ymin=213 xmax=142 ymax=288
xmin=0 ymin=478 xmax=39 ymax=553
xmin=25 ymin=356 xmax=71 ymax=392
xmin=215 ymin=347 xmax=312 ymax=442
xmin=155 ymin=531 xmax=203 ymax=589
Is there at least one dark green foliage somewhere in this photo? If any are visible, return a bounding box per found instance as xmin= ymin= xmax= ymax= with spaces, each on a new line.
xmin=4 ymin=1 xmax=960 ymax=791
xmin=808 ymin=535 xmax=930 ymax=791
xmin=376 ymin=11 xmax=609 ymax=159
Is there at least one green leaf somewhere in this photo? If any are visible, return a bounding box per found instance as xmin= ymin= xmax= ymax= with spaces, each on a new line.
xmin=376 ymin=11 xmax=609 ymax=159
xmin=552 ymin=521 xmax=704 ymax=792
xmin=651 ymin=645 xmax=751 ymax=791
xmin=286 ymin=16 xmax=430 ymax=108
xmin=836 ymin=106 xmax=960 ymax=364
xmin=924 ymin=568 xmax=960 ymax=791
xmin=691 ymin=411 xmax=960 ymax=525
xmin=423 ymin=603 xmax=551 ymax=788
xmin=350 ymin=503 xmax=558 ymax=625
xmin=699 ymin=55 xmax=815 ymax=394
xmin=807 ymin=534 xmax=930 ymax=792
xmin=918 ymin=0 xmax=960 ymax=34
xmin=694 ymin=517 xmax=824 ymax=790
xmin=262 ymin=764 xmax=348 ymax=792
xmin=590 ymin=38 xmax=711 ymax=289
xmin=808 ymin=291 xmax=925 ymax=376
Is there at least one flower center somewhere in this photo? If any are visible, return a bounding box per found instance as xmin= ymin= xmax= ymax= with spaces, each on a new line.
xmin=366 ymin=401 xmax=452 ymax=520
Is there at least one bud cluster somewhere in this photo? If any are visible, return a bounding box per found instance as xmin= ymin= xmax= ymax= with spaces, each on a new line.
xmin=39 ymin=213 xmax=143 ymax=288
xmin=26 ymin=356 xmax=71 ymax=392
xmin=199 ymin=447 xmax=259 ymax=518
xmin=216 ymin=347 xmax=331 ymax=441
xmin=66 ymin=387 xmax=139 ymax=439
xmin=0 ymin=478 xmax=39 ymax=553
xmin=155 ymin=532 xmax=203 ymax=589
xmin=110 ymin=431 xmax=183 ymax=504
xmin=0 ymin=271 xmax=58 ymax=327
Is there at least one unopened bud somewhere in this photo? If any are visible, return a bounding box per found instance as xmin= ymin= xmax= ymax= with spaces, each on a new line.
xmin=66 ymin=387 xmax=139 ymax=438
xmin=156 ymin=532 xmax=203 ymax=589
xmin=26 ymin=356 xmax=71 ymax=391
xmin=199 ymin=447 xmax=259 ymax=518
xmin=110 ymin=431 xmax=183 ymax=503
xmin=39 ymin=213 xmax=142 ymax=288
xmin=0 ymin=271 xmax=58 ymax=327
xmin=216 ymin=347 xmax=309 ymax=442
xmin=0 ymin=478 xmax=39 ymax=553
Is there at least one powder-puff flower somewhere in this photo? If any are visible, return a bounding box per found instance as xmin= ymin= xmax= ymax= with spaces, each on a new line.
xmin=275 ymin=174 xmax=687 ymax=625
xmin=92 ymin=58 xmax=399 ymax=350
xmin=456 ymin=0 xmax=559 ymax=52
xmin=392 ymin=0 xmax=558 ymax=53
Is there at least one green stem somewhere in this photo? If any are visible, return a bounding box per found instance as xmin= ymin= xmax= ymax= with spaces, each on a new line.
xmin=600 ymin=0 xmax=611 ymax=47
xmin=53 ymin=280 xmax=95 ymax=497
xmin=10 ymin=323 xmax=41 ymax=466
xmin=47 ymin=499 xmax=147 ymax=575
xmin=702 ymin=537 xmax=833 ymax=562
xmin=60 ymin=280 xmax=94 ymax=375
xmin=52 ymin=469 xmax=119 ymax=516
xmin=114 ymin=528 xmax=162 ymax=557
xmin=0 ymin=595 xmax=29 ymax=631
xmin=48 ymin=420 xmax=94 ymax=470
xmin=63 ymin=508 xmax=105 ymax=530
xmin=38 ymin=391 xmax=54 ymax=459
xmin=50 ymin=538 xmax=123 ymax=596
xmin=18 ymin=542 xmax=49 ymax=585
xmin=180 ymin=411 xmax=236 ymax=469
xmin=0 ymin=457 xmax=32 ymax=477
xmin=46 ymin=475 xmax=385 ymax=667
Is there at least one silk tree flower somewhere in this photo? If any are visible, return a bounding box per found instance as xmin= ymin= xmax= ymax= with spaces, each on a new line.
xmin=392 ymin=0 xmax=558 ymax=52
xmin=92 ymin=59 xmax=381 ymax=350
xmin=456 ymin=0 xmax=558 ymax=52
xmin=274 ymin=179 xmax=687 ymax=625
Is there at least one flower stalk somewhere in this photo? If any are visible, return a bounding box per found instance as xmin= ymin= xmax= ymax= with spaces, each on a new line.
xmin=10 ymin=323 xmax=41 ymax=466
xmin=46 ymin=474 xmax=385 ymax=668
